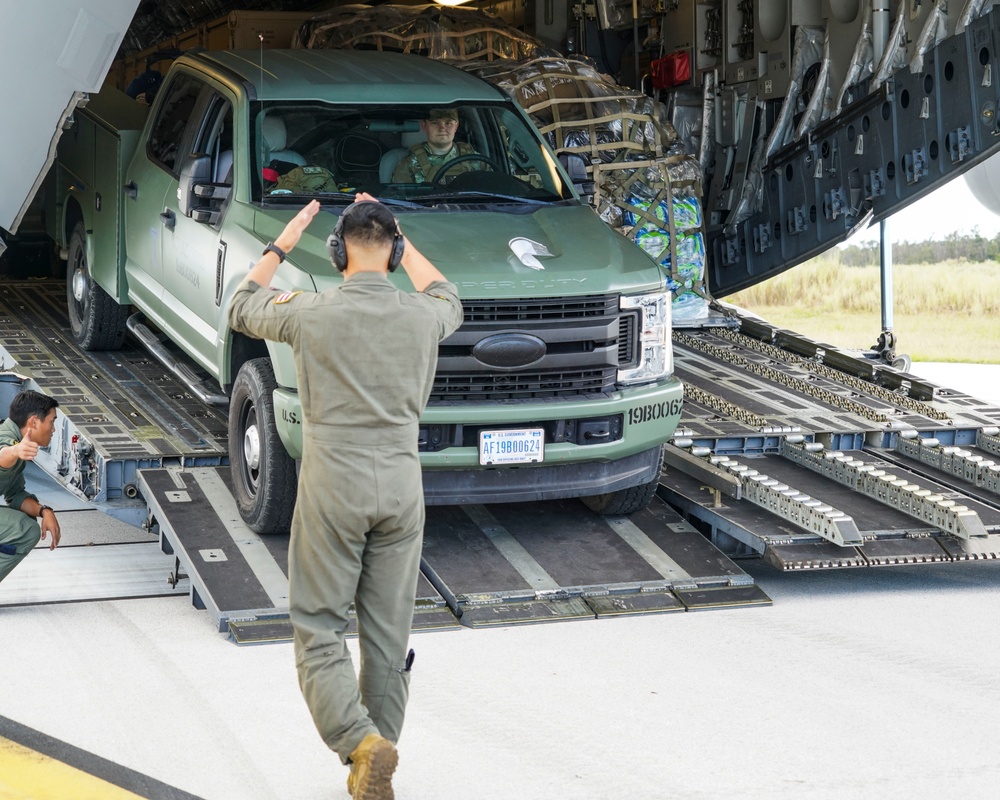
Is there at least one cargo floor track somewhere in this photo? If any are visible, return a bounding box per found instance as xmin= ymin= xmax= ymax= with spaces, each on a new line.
xmin=0 ymin=279 xmax=228 ymax=506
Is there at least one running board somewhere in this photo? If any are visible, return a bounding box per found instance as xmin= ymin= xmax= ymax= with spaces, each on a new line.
xmin=126 ymin=314 xmax=229 ymax=406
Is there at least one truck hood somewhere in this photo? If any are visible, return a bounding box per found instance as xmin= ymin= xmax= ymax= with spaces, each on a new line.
xmin=253 ymin=203 xmax=664 ymax=299
xmin=0 ymin=0 xmax=139 ymax=252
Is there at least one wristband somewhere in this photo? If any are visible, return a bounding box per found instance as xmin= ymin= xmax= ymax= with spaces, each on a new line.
xmin=38 ymin=505 xmax=53 ymax=517
xmin=263 ymin=242 xmax=287 ymax=263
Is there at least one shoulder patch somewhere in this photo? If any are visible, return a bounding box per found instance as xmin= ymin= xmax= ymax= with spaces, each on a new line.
xmin=274 ymin=291 xmax=302 ymax=305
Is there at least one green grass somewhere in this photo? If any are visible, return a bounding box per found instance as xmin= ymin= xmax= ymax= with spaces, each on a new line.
xmin=725 ymin=255 xmax=1000 ymax=363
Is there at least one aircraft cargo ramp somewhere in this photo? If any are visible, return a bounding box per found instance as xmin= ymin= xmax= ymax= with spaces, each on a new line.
xmin=5 ymin=279 xmax=1000 ymax=641
xmin=0 ymin=278 xmax=769 ymax=641
xmin=139 ymin=466 xmax=769 ymax=643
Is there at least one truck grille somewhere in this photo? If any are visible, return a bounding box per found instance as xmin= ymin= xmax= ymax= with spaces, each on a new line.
xmin=433 ymin=368 xmax=616 ymax=400
xmin=461 ymin=295 xmax=618 ymax=322
xmin=431 ymin=295 xmax=637 ymax=401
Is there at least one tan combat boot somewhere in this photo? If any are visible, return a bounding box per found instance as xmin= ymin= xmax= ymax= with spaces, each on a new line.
xmin=346 ymin=733 xmax=398 ymax=800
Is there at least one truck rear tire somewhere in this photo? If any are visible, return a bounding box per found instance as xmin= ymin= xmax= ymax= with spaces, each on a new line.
xmin=66 ymin=222 xmax=129 ymax=350
xmin=229 ymin=358 xmax=297 ymax=534
xmin=580 ymin=471 xmax=661 ymax=516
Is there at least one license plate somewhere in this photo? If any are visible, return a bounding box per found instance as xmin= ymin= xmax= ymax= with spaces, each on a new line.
xmin=479 ymin=428 xmax=544 ymax=465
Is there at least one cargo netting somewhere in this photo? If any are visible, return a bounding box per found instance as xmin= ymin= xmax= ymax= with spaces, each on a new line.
xmin=297 ymin=3 xmax=544 ymax=62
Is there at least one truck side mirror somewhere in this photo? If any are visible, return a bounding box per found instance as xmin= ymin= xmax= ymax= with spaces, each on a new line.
xmin=559 ymin=154 xmax=595 ymax=201
xmin=178 ymin=153 xmax=212 ymax=217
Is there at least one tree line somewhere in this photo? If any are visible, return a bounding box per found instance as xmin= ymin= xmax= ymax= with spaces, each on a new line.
xmin=839 ymin=230 xmax=1000 ymax=265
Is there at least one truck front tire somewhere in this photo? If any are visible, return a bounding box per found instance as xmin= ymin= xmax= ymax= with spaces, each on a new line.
xmin=229 ymin=358 xmax=297 ymax=534
xmin=581 ymin=471 xmax=661 ymax=516
xmin=66 ymin=222 xmax=129 ymax=351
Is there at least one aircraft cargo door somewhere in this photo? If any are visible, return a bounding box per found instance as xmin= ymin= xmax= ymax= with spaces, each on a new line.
xmin=0 ymin=0 xmax=140 ymax=250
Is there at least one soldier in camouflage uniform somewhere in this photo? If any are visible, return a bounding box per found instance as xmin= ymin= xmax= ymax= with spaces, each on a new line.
xmin=228 ymin=194 xmax=462 ymax=800
xmin=391 ymin=107 xmax=479 ymax=183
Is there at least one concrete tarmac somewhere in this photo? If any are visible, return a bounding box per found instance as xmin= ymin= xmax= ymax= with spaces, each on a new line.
xmin=3 ymin=560 xmax=999 ymax=800
xmin=2 ymin=362 xmax=999 ymax=800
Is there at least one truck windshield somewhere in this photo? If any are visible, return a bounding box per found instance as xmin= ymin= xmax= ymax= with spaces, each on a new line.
xmin=251 ymin=101 xmax=574 ymax=205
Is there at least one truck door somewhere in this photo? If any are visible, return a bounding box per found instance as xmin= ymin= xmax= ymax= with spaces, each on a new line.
xmin=124 ymin=71 xmax=203 ymax=316
xmin=160 ymin=88 xmax=235 ymax=371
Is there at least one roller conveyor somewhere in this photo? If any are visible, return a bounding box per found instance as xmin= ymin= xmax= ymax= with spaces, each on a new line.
xmin=660 ymin=313 xmax=1000 ymax=569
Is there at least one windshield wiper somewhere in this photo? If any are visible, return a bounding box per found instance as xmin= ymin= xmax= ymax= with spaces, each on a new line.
xmin=419 ymin=191 xmax=549 ymax=205
xmin=263 ymin=193 xmax=428 ymax=212
xmin=261 ymin=192 xmax=356 ymax=205
xmin=371 ymin=196 xmax=424 ymax=210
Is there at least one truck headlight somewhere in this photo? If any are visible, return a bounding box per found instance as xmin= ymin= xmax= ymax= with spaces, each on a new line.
xmin=618 ymin=291 xmax=672 ymax=385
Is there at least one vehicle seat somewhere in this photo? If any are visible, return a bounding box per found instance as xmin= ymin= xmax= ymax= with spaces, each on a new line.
xmin=380 ymin=129 xmax=425 ymax=182
xmin=334 ymin=133 xmax=383 ymax=187
xmin=262 ymin=116 xmax=306 ymax=169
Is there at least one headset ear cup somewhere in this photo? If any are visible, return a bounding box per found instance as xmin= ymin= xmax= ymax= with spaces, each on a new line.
xmin=327 ymin=232 xmax=347 ymax=272
xmin=388 ymin=233 xmax=404 ymax=272
xmin=328 ymin=203 xmax=355 ymax=272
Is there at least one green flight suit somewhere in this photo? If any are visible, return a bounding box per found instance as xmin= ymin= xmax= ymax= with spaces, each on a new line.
xmin=0 ymin=417 xmax=42 ymax=584
xmin=228 ymin=271 xmax=462 ymax=762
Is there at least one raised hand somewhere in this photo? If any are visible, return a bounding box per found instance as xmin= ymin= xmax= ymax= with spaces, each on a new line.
xmin=275 ymin=199 xmax=321 ymax=252
xmin=17 ymin=429 xmax=39 ymax=462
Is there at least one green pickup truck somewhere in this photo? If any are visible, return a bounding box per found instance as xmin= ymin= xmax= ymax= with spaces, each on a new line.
xmin=48 ymin=48 xmax=683 ymax=532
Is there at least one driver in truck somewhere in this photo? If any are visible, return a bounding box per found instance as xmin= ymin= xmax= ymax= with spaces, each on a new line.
xmin=391 ymin=107 xmax=478 ymax=183
xmin=227 ymin=194 xmax=462 ymax=800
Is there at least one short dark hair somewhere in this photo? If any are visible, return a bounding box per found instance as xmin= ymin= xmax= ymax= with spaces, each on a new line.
xmin=8 ymin=390 xmax=59 ymax=428
xmin=339 ymin=202 xmax=397 ymax=250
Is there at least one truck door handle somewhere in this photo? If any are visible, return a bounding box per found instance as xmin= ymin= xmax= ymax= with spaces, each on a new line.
xmin=124 ymin=181 xmax=138 ymax=199
xmin=159 ymin=209 xmax=176 ymax=231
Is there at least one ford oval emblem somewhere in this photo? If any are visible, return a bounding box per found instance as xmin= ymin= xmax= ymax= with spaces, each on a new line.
xmin=472 ymin=333 xmax=547 ymax=369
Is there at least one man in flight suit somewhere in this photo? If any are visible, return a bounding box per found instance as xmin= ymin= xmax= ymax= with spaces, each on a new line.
xmin=0 ymin=390 xmax=62 ymax=584
xmin=228 ymin=193 xmax=462 ymax=800
xmin=391 ymin=107 xmax=479 ymax=183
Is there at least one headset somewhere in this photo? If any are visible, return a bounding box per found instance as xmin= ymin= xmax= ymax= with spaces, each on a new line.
xmin=326 ymin=201 xmax=404 ymax=273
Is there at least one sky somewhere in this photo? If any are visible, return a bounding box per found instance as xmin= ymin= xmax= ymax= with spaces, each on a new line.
xmin=845 ymin=169 xmax=1000 ymax=245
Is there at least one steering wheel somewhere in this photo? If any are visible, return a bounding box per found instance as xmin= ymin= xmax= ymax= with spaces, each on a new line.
xmin=430 ymin=154 xmax=503 ymax=185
